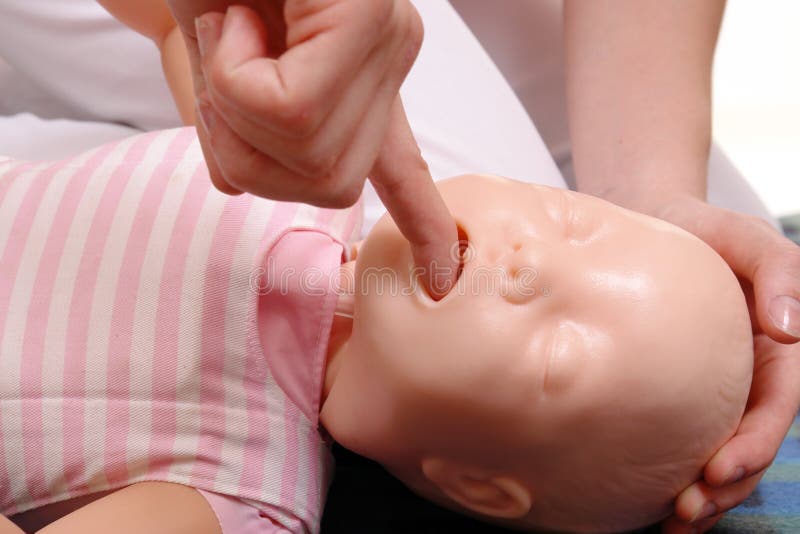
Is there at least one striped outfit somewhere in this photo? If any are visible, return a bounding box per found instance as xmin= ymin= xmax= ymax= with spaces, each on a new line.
xmin=0 ymin=128 xmax=361 ymax=533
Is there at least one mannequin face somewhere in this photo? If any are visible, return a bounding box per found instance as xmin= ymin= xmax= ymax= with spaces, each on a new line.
xmin=321 ymin=175 xmax=752 ymax=532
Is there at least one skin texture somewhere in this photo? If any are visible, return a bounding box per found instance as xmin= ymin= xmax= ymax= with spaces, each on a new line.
xmin=564 ymin=2 xmax=800 ymax=529
xmin=321 ymin=174 xmax=754 ymax=533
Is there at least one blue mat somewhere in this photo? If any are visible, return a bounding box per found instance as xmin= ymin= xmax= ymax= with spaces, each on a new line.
xmin=714 ymin=414 xmax=800 ymax=533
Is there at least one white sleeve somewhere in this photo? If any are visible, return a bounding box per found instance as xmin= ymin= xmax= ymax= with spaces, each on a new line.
xmin=0 ymin=0 xmax=181 ymax=131
xmin=0 ymin=113 xmax=141 ymax=161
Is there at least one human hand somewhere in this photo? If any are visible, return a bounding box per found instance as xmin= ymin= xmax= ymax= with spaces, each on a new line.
xmin=653 ymin=197 xmax=800 ymax=533
xmin=662 ymin=333 xmax=800 ymax=533
xmin=165 ymin=0 xmax=459 ymax=298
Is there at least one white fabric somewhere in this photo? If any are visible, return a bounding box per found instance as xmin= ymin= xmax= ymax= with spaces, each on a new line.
xmin=0 ymin=0 xmax=179 ymax=129
xmin=0 ymin=0 xmax=775 ymax=232
xmin=450 ymin=0 xmax=777 ymax=227
xmin=0 ymin=113 xmax=141 ymax=161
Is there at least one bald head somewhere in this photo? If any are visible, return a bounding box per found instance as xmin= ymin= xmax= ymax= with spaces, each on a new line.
xmin=321 ymin=175 xmax=753 ymax=532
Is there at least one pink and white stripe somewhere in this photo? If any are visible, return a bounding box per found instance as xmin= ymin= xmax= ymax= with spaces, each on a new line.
xmin=0 ymin=128 xmax=361 ymax=533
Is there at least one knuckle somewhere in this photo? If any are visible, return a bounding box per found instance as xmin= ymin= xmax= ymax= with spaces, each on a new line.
xmin=320 ymin=175 xmax=363 ymax=208
xmin=334 ymin=0 xmax=392 ymax=48
xmin=388 ymin=1 xmax=424 ymax=73
xmin=208 ymin=169 xmax=241 ymax=196
xmin=292 ymin=150 xmax=336 ymax=178
xmin=220 ymin=167 xmax=252 ymax=192
xmin=368 ymin=0 xmax=394 ymax=30
xmin=215 ymin=151 xmax=260 ymax=193
xmin=273 ymin=96 xmax=321 ymax=138
xmin=404 ymin=4 xmax=424 ymax=53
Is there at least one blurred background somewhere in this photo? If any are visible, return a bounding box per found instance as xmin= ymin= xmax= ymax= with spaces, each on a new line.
xmin=713 ymin=0 xmax=800 ymax=219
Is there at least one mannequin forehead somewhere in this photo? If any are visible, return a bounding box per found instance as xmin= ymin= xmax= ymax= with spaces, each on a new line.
xmin=437 ymin=173 xmax=666 ymax=239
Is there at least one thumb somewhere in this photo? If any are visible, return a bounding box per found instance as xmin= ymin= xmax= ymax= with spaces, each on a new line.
xmin=369 ymin=98 xmax=459 ymax=300
xmin=716 ymin=216 xmax=800 ymax=342
xmin=752 ymin=243 xmax=800 ymax=342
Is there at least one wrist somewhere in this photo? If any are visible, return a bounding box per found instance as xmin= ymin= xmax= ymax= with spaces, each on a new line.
xmin=576 ymin=167 xmax=707 ymax=219
xmin=161 ymin=25 xmax=196 ymax=126
xmin=595 ymin=186 xmax=703 ymax=218
xmin=571 ymin=125 xmax=711 ymax=215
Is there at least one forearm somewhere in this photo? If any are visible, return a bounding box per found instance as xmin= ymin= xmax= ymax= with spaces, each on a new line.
xmin=161 ymin=25 xmax=196 ymax=125
xmin=97 ymin=0 xmax=195 ymax=124
xmin=564 ymin=0 xmax=725 ymax=214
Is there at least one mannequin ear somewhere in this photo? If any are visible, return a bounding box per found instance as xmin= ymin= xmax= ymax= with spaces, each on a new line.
xmin=421 ymin=458 xmax=533 ymax=519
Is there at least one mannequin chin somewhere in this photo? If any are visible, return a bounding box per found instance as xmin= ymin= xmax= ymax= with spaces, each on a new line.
xmin=321 ymin=174 xmax=753 ymax=533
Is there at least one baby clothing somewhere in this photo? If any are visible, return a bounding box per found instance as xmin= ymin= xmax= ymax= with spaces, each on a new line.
xmin=0 ymin=127 xmax=361 ymax=533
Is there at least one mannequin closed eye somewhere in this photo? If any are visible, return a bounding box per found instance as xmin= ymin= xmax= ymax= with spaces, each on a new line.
xmin=542 ymin=321 xmax=590 ymax=394
xmin=553 ymin=191 xmax=601 ymax=243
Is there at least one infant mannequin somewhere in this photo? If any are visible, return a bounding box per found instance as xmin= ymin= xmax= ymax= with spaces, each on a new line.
xmin=0 ymin=131 xmax=751 ymax=533
xmin=322 ymin=174 xmax=753 ymax=533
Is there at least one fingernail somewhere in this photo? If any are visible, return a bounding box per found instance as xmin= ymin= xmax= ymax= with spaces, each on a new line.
xmin=725 ymin=466 xmax=746 ymax=484
xmin=195 ymin=16 xmax=210 ymax=57
xmin=768 ymin=295 xmax=800 ymax=337
xmin=196 ymin=99 xmax=214 ymax=132
xmin=690 ymin=501 xmax=718 ymax=523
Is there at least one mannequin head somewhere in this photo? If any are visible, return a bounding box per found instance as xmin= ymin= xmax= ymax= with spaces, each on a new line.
xmin=320 ymin=174 xmax=753 ymax=532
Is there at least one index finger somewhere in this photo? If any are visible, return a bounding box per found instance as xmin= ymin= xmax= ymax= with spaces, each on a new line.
xmin=370 ymin=98 xmax=459 ymax=300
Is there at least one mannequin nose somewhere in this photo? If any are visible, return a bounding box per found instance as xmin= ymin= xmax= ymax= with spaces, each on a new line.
xmin=499 ymin=239 xmax=545 ymax=305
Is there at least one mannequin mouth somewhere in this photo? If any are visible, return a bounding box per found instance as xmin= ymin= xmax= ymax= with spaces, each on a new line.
xmin=455 ymin=223 xmax=469 ymax=283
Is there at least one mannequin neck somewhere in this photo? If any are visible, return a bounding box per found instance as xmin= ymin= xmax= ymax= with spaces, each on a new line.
xmin=321 ymin=261 xmax=356 ymax=408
